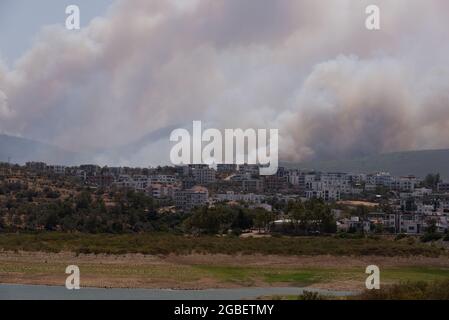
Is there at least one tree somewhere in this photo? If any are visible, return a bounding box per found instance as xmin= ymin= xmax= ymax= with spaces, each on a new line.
xmin=184 ymin=207 xmax=221 ymax=235
xmin=289 ymin=202 xmax=306 ymax=234
xmin=44 ymin=212 xmax=58 ymax=231
xmin=232 ymin=208 xmax=252 ymax=231
xmin=76 ymin=191 xmax=92 ymax=210
xmin=421 ymin=220 xmax=442 ymax=242
xmin=253 ymin=208 xmax=271 ymax=233
xmin=423 ymin=173 xmax=441 ymax=190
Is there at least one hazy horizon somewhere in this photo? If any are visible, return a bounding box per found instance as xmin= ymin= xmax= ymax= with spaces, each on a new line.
xmin=1 ymin=0 xmax=449 ymax=167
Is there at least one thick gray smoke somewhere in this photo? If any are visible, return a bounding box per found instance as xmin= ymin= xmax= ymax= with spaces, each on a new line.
xmin=0 ymin=0 xmax=449 ymax=165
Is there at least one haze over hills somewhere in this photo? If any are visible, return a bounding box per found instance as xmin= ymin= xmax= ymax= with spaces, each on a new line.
xmin=2 ymin=134 xmax=449 ymax=179
xmin=284 ymin=149 xmax=449 ymax=179
xmin=0 ymin=134 xmax=82 ymax=165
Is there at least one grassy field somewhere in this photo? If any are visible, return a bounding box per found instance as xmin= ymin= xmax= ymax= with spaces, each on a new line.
xmin=1 ymin=232 xmax=448 ymax=292
xmin=194 ymin=265 xmax=449 ymax=287
xmin=1 ymin=251 xmax=449 ymax=290
xmin=354 ymin=280 xmax=449 ymax=299
xmin=0 ymin=232 xmax=446 ymax=257
xmin=269 ymin=280 xmax=449 ymax=300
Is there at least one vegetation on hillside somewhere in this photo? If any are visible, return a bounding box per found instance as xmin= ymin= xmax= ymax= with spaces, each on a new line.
xmin=355 ymin=280 xmax=449 ymax=300
xmin=0 ymin=232 xmax=444 ymax=256
xmin=1 ymin=173 xmax=341 ymax=235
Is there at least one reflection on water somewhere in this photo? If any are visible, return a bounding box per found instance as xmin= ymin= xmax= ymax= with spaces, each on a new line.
xmin=0 ymin=284 xmax=356 ymax=300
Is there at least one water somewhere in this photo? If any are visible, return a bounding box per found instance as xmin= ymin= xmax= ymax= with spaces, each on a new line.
xmin=0 ymin=284 xmax=356 ymax=300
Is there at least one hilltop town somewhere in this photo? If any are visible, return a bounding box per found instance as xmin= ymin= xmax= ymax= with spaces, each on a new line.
xmin=1 ymin=161 xmax=448 ymax=239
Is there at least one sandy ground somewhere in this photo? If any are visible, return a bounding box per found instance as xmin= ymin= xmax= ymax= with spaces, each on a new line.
xmin=164 ymin=254 xmax=449 ymax=268
xmin=1 ymin=251 xmax=449 ymax=290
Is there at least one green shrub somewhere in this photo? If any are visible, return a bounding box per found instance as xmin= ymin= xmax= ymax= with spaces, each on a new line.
xmin=356 ymin=280 xmax=449 ymax=300
xmin=443 ymin=233 xmax=449 ymax=242
xmin=0 ymin=232 xmax=445 ymax=257
xmin=395 ymin=234 xmax=408 ymax=241
xmin=421 ymin=233 xmax=442 ymax=243
xmin=298 ymin=291 xmax=326 ymax=300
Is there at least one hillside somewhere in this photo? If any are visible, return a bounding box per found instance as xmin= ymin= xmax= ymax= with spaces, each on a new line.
xmin=284 ymin=149 xmax=449 ymax=179
xmin=0 ymin=134 xmax=80 ymax=165
xmin=2 ymin=133 xmax=449 ymax=179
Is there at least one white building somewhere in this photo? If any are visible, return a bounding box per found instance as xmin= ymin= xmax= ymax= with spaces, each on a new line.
xmin=174 ymin=186 xmax=209 ymax=211
xmin=191 ymin=167 xmax=216 ymax=185
xmin=149 ymin=175 xmax=177 ymax=184
xmin=305 ymin=188 xmax=340 ymax=201
xmin=47 ymin=165 xmax=66 ymax=175
xmin=149 ymin=183 xmax=180 ymax=199
xmin=388 ymin=176 xmax=418 ymax=192
xmin=215 ymin=191 xmax=265 ymax=204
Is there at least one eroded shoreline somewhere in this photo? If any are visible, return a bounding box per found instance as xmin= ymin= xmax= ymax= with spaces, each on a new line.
xmin=1 ymin=251 xmax=449 ymax=291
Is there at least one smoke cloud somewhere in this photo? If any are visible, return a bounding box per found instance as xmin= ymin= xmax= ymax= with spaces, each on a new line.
xmin=0 ymin=0 xmax=448 ymax=165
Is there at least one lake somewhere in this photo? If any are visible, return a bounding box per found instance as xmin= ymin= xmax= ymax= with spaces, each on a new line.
xmin=0 ymin=284 xmax=356 ymax=300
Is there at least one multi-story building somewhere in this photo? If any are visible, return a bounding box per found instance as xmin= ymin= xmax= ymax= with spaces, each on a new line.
xmin=87 ymin=174 xmax=114 ymax=187
xmin=287 ymin=169 xmax=301 ymax=186
xmin=238 ymin=164 xmax=260 ymax=177
xmin=316 ymin=172 xmax=351 ymax=194
xmin=412 ymin=187 xmax=433 ymax=197
xmin=263 ymin=175 xmax=288 ymax=192
xmin=298 ymin=173 xmax=316 ymax=190
xmin=437 ymin=198 xmax=449 ymax=213
xmin=47 ymin=165 xmax=66 ymax=175
xmin=305 ymin=188 xmax=340 ymax=201
xmin=242 ymin=179 xmax=264 ymax=192
xmin=188 ymin=164 xmax=210 ymax=170
xmin=437 ymin=182 xmax=449 ymax=193
xmin=366 ymin=172 xmax=392 ymax=186
xmin=389 ymin=176 xmax=417 ymax=192
xmin=216 ymin=164 xmax=238 ymax=174
xmin=191 ymin=167 xmax=216 ymax=185
xmin=113 ymin=175 xmax=136 ymax=189
xmin=398 ymin=214 xmax=424 ymax=234
xmin=174 ymin=186 xmax=209 ymax=211
xmin=176 ymin=165 xmax=191 ymax=177
xmin=149 ymin=183 xmax=180 ymax=199
xmin=215 ymin=191 xmax=265 ymax=204
xmin=149 ymin=175 xmax=177 ymax=184
xmin=26 ymin=162 xmax=47 ymax=172
xmin=79 ymin=164 xmax=101 ymax=176
xmin=275 ymin=167 xmax=287 ymax=178
xmin=132 ymin=175 xmax=151 ymax=192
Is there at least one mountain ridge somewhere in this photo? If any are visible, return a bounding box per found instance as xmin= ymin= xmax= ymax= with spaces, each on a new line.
xmin=0 ymin=134 xmax=81 ymax=165
xmin=283 ymin=149 xmax=449 ymax=179
xmin=2 ymin=134 xmax=449 ymax=179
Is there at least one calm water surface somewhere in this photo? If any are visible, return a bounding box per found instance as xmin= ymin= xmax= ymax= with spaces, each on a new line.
xmin=0 ymin=284 xmax=356 ymax=300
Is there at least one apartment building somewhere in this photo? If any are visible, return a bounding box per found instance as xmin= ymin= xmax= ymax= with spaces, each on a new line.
xmin=398 ymin=214 xmax=424 ymax=234
xmin=366 ymin=172 xmax=392 ymax=186
xmin=263 ymin=175 xmax=288 ymax=192
xmin=25 ymin=162 xmax=47 ymax=172
xmin=242 ymin=179 xmax=264 ymax=193
xmin=113 ymin=175 xmax=136 ymax=189
xmin=437 ymin=182 xmax=449 ymax=193
xmin=149 ymin=183 xmax=180 ymax=199
xmin=174 ymin=186 xmax=209 ymax=211
xmin=238 ymin=164 xmax=260 ymax=177
xmin=305 ymin=188 xmax=340 ymax=201
xmin=216 ymin=164 xmax=238 ymax=174
xmin=389 ymin=176 xmax=418 ymax=192
xmin=149 ymin=175 xmax=177 ymax=184
xmin=287 ymin=169 xmax=301 ymax=186
xmin=47 ymin=165 xmax=66 ymax=175
xmin=215 ymin=191 xmax=265 ymax=204
xmin=191 ymin=167 xmax=216 ymax=185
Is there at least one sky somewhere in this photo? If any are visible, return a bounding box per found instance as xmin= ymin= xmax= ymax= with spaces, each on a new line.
xmin=0 ymin=0 xmax=114 ymax=63
xmin=0 ymin=0 xmax=449 ymax=166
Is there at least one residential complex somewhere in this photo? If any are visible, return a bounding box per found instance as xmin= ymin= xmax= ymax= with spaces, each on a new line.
xmin=3 ymin=161 xmax=449 ymax=235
